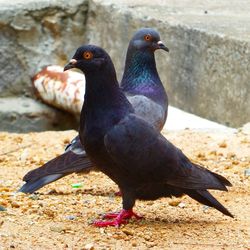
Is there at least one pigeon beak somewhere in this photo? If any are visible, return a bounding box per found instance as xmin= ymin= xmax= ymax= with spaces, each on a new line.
xmin=157 ymin=41 xmax=169 ymax=52
xmin=64 ymin=59 xmax=77 ymax=71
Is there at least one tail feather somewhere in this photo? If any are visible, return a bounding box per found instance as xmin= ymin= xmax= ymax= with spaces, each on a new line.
xmin=166 ymin=154 xmax=232 ymax=191
xmin=186 ymin=189 xmax=233 ymax=218
xmin=23 ymin=152 xmax=92 ymax=182
xmin=211 ymin=172 xmax=232 ymax=187
xmin=19 ymin=151 xmax=93 ymax=194
xmin=18 ymin=174 xmax=64 ymax=193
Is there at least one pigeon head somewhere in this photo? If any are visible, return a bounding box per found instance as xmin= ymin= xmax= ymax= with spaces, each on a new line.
xmin=64 ymin=45 xmax=114 ymax=74
xmin=121 ymin=28 xmax=169 ymax=106
xmin=129 ymin=28 xmax=169 ymax=53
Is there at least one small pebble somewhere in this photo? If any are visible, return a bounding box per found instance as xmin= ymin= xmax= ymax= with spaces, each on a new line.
xmin=29 ymin=194 xmax=40 ymax=200
xmin=209 ymin=150 xmax=217 ymax=156
xmin=0 ymin=205 xmax=6 ymax=211
xmin=63 ymin=138 xmax=70 ymax=144
xmin=20 ymin=149 xmax=29 ymax=162
xmin=0 ymin=187 xmax=10 ymax=192
xmin=50 ymin=225 xmax=65 ymax=233
xmin=146 ymin=242 xmax=157 ymax=247
xmin=65 ymin=215 xmax=76 ymax=220
xmin=219 ymin=142 xmax=227 ymax=148
xmin=178 ymin=202 xmax=186 ymax=208
xmin=144 ymin=234 xmax=151 ymax=241
xmin=244 ymin=169 xmax=250 ymax=177
xmin=227 ymin=152 xmax=236 ymax=159
xmin=11 ymin=201 xmax=20 ymax=208
xmin=168 ymin=199 xmax=181 ymax=207
xmin=232 ymin=160 xmax=239 ymax=165
xmin=224 ymin=164 xmax=232 ymax=170
xmin=131 ymin=241 xmax=137 ymax=247
xmin=43 ymin=209 xmax=54 ymax=217
xmin=122 ymin=228 xmax=134 ymax=236
xmin=197 ymin=152 xmax=205 ymax=158
xmin=83 ymin=243 xmax=94 ymax=250
xmin=46 ymin=189 xmax=57 ymax=195
xmin=203 ymin=205 xmax=210 ymax=212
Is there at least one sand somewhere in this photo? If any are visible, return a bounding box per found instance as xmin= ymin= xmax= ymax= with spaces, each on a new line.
xmin=0 ymin=129 xmax=249 ymax=249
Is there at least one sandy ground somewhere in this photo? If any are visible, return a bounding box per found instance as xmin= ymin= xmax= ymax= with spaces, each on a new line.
xmin=0 ymin=129 xmax=249 ymax=250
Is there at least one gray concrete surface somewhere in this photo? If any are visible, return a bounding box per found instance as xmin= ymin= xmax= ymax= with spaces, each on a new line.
xmin=165 ymin=106 xmax=236 ymax=133
xmin=0 ymin=97 xmax=78 ymax=132
xmin=0 ymin=0 xmax=249 ymax=131
xmin=0 ymin=0 xmax=88 ymax=131
xmin=0 ymin=0 xmax=88 ymax=97
xmin=85 ymin=0 xmax=250 ymax=128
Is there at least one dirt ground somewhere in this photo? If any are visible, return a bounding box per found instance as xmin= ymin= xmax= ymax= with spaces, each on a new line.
xmin=0 ymin=128 xmax=249 ymax=250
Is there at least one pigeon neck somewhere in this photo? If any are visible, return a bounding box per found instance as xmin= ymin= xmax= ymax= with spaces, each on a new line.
xmin=121 ymin=49 xmax=160 ymax=91
xmin=84 ymin=70 xmax=119 ymax=106
xmin=121 ymin=49 xmax=166 ymax=105
xmin=82 ymin=68 xmax=133 ymax=128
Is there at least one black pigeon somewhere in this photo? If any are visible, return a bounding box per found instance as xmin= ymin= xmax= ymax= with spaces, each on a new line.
xmin=63 ymin=45 xmax=233 ymax=227
xmin=19 ymin=28 xmax=169 ymax=194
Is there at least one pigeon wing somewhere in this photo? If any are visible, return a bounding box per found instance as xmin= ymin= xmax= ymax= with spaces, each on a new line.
xmin=104 ymin=114 xmax=231 ymax=191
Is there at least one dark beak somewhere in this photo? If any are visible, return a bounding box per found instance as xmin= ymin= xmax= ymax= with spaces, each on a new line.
xmin=64 ymin=59 xmax=77 ymax=71
xmin=157 ymin=41 xmax=169 ymax=52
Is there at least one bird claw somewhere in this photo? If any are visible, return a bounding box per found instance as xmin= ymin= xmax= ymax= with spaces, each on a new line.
xmin=94 ymin=209 xmax=142 ymax=227
xmin=93 ymin=219 xmax=127 ymax=227
xmin=102 ymin=212 xmax=120 ymax=219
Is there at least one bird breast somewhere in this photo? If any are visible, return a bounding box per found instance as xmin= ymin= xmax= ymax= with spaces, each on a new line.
xmin=126 ymin=95 xmax=165 ymax=131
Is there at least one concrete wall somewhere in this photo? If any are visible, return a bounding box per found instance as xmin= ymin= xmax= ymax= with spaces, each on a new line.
xmin=85 ymin=0 xmax=250 ymax=128
xmin=0 ymin=0 xmax=249 ymax=131
xmin=0 ymin=0 xmax=88 ymax=131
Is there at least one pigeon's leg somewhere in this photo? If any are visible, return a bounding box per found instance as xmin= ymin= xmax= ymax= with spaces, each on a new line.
xmin=94 ymin=190 xmax=142 ymax=227
xmin=94 ymin=209 xmax=142 ymax=227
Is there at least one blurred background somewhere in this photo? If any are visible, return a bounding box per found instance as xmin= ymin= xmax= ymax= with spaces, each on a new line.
xmin=0 ymin=0 xmax=249 ymax=132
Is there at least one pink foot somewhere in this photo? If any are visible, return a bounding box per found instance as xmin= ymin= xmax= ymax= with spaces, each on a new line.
xmin=94 ymin=209 xmax=142 ymax=227
xmin=114 ymin=190 xmax=122 ymax=196
xmin=102 ymin=210 xmax=142 ymax=219
xmin=102 ymin=212 xmax=120 ymax=219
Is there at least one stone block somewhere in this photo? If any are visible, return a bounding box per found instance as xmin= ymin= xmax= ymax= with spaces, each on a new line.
xmin=85 ymin=0 xmax=250 ymax=127
xmin=0 ymin=97 xmax=78 ymax=132
xmin=0 ymin=0 xmax=88 ymax=97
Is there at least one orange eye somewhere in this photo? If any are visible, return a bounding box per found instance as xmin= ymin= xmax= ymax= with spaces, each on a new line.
xmin=144 ymin=34 xmax=152 ymax=41
xmin=83 ymin=51 xmax=93 ymax=60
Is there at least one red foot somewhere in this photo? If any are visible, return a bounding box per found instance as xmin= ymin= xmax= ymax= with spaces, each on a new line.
xmin=114 ymin=190 xmax=122 ymax=196
xmin=93 ymin=209 xmax=142 ymax=227
xmin=103 ymin=210 xmax=142 ymax=220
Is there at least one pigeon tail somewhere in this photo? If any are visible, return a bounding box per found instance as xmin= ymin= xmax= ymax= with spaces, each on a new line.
xmin=166 ymin=161 xmax=232 ymax=192
xmin=19 ymin=151 xmax=93 ymax=193
xmin=211 ymin=171 xmax=232 ymax=187
xmin=18 ymin=174 xmax=64 ymax=194
xmin=186 ymin=189 xmax=233 ymax=218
